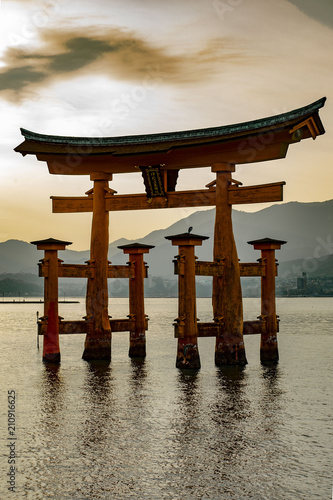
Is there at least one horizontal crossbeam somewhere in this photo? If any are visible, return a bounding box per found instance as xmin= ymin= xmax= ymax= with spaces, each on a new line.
xmin=228 ymin=182 xmax=285 ymax=205
xmin=51 ymin=182 xmax=285 ymax=213
xmin=38 ymin=262 xmax=136 ymax=279
xmin=108 ymin=265 xmax=137 ymax=279
xmin=174 ymin=260 xmax=274 ymax=278
xmin=240 ymin=263 xmax=266 ymax=277
xmin=38 ymin=317 xmax=149 ymax=335
xmin=195 ymin=261 xmax=224 ymax=277
xmin=173 ymin=320 xmax=266 ymax=338
xmin=38 ymin=263 xmax=94 ymax=278
xmin=243 ymin=320 xmax=263 ymax=335
xmin=197 ymin=322 xmax=223 ymax=337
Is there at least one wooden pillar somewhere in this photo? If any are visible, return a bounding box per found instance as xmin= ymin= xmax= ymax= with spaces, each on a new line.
xmin=248 ymin=238 xmax=286 ymax=363
xmin=212 ymin=163 xmax=247 ymax=366
xmin=31 ymin=238 xmax=72 ymax=363
xmin=165 ymin=232 xmax=209 ymax=370
xmin=117 ymin=243 xmax=154 ymax=358
xmin=83 ymin=172 xmax=112 ymax=361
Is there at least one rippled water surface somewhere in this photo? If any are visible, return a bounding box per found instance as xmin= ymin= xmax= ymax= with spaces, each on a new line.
xmin=0 ymin=298 xmax=332 ymax=499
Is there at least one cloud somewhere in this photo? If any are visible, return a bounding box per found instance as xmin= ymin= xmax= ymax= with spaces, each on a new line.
xmin=287 ymin=0 xmax=333 ymax=29
xmin=0 ymin=27 xmax=246 ymax=102
xmin=0 ymin=66 xmax=45 ymax=91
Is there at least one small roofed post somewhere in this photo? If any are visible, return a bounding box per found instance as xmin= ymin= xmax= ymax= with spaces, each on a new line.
xmin=31 ymin=238 xmax=72 ymax=363
xmin=117 ymin=243 xmax=155 ymax=358
xmin=248 ymin=238 xmax=286 ymax=363
xmin=165 ymin=232 xmax=209 ymax=370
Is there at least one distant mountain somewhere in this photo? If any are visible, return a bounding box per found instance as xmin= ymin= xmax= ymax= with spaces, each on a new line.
xmin=278 ymin=253 xmax=333 ymax=278
xmin=0 ymin=239 xmax=87 ymax=274
xmin=0 ymin=200 xmax=332 ymax=282
xmin=110 ymin=199 xmax=333 ymax=279
xmin=0 ymin=237 xmax=132 ymax=274
xmin=0 ymin=273 xmax=42 ymax=295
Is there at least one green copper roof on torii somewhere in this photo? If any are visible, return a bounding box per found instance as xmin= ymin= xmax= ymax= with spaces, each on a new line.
xmin=17 ymin=97 xmax=326 ymax=147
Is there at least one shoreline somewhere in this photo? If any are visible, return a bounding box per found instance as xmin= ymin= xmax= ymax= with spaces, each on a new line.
xmin=0 ymin=300 xmax=80 ymax=304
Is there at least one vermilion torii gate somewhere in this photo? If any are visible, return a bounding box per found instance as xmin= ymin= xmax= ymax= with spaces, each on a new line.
xmin=15 ymin=97 xmax=326 ymax=365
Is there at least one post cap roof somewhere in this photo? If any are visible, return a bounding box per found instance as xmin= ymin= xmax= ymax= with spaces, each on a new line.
xmin=117 ymin=242 xmax=155 ymax=250
xmin=247 ymin=237 xmax=287 ymax=245
xmin=31 ymin=237 xmax=72 ymax=246
xmin=165 ymin=232 xmax=209 ymax=241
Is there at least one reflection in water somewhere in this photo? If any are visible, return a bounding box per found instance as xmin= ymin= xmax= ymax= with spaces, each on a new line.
xmin=259 ymin=364 xmax=283 ymax=435
xmin=80 ymin=361 xmax=114 ymax=446
xmin=84 ymin=360 xmax=113 ymax=396
xmin=41 ymin=364 xmax=63 ymax=395
xmin=129 ymin=358 xmax=147 ymax=391
xmin=25 ymin=364 xmax=69 ymax=499
xmin=1 ymin=297 xmax=331 ymax=499
xmin=261 ymin=364 xmax=280 ymax=386
xmin=176 ymin=370 xmax=200 ymax=430
xmin=128 ymin=359 xmax=148 ymax=420
xmin=177 ymin=370 xmax=199 ymax=393
xmin=212 ymin=366 xmax=250 ymax=459
xmin=160 ymin=371 xmax=202 ymax=498
xmin=73 ymin=361 xmax=115 ymax=500
xmin=76 ymin=358 xmax=154 ymax=499
xmin=215 ymin=365 xmax=250 ymax=422
xmin=165 ymin=368 xmax=254 ymax=499
xmin=217 ymin=365 xmax=246 ymax=388
xmin=40 ymin=364 xmax=66 ymax=433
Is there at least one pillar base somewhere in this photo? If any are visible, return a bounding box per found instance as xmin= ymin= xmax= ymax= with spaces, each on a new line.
xmin=43 ymin=352 xmax=61 ymax=364
xmin=260 ymin=339 xmax=279 ymax=364
xmin=129 ymin=343 xmax=146 ymax=358
xmin=128 ymin=331 xmax=146 ymax=358
xmin=82 ymin=337 xmax=111 ymax=361
xmin=215 ymin=341 xmax=247 ymax=366
xmin=176 ymin=341 xmax=201 ymax=370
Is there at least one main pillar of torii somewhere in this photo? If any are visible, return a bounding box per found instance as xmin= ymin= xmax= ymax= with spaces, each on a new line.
xmin=212 ymin=163 xmax=246 ymax=364
xmin=15 ymin=98 xmax=326 ymax=363
xmin=83 ymin=172 xmax=112 ymax=360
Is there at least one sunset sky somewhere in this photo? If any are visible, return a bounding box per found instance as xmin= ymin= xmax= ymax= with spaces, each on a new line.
xmin=0 ymin=0 xmax=332 ymax=250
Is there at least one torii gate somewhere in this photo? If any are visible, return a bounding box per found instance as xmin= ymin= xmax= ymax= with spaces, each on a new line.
xmin=15 ymin=97 xmax=326 ymax=365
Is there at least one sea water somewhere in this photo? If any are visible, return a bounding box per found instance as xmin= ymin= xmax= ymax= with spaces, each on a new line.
xmin=0 ymin=297 xmax=332 ymax=499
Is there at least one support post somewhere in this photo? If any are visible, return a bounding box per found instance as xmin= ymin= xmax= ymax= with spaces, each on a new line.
xmin=83 ymin=172 xmax=112 ymax=361
xmin=117 ymin=243 xmax=154 ymax=358
xmin=165 ymin=232 xmax=209 ymax=370
xmin=31 ymin=238 xmax=72 ymax=363
xmin=212 ymin=164 xmax=247 ymax=366
xmin=248 ymin=238 xmax=286 ymax=363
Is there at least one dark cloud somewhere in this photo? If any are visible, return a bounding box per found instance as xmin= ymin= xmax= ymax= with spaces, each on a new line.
xmin=0 ymin=27 xmax=245 ymax=101
xmin=23 ymin=38 xmax=113 ymax=73
xmin=287 ymin=0 xmax=333 ymax=29
xmin=0 ymin=66 xmax=45 ymax=91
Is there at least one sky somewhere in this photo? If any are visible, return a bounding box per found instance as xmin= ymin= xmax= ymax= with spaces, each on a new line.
xmin=0 ymin=0 xmax=332 ymax=250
